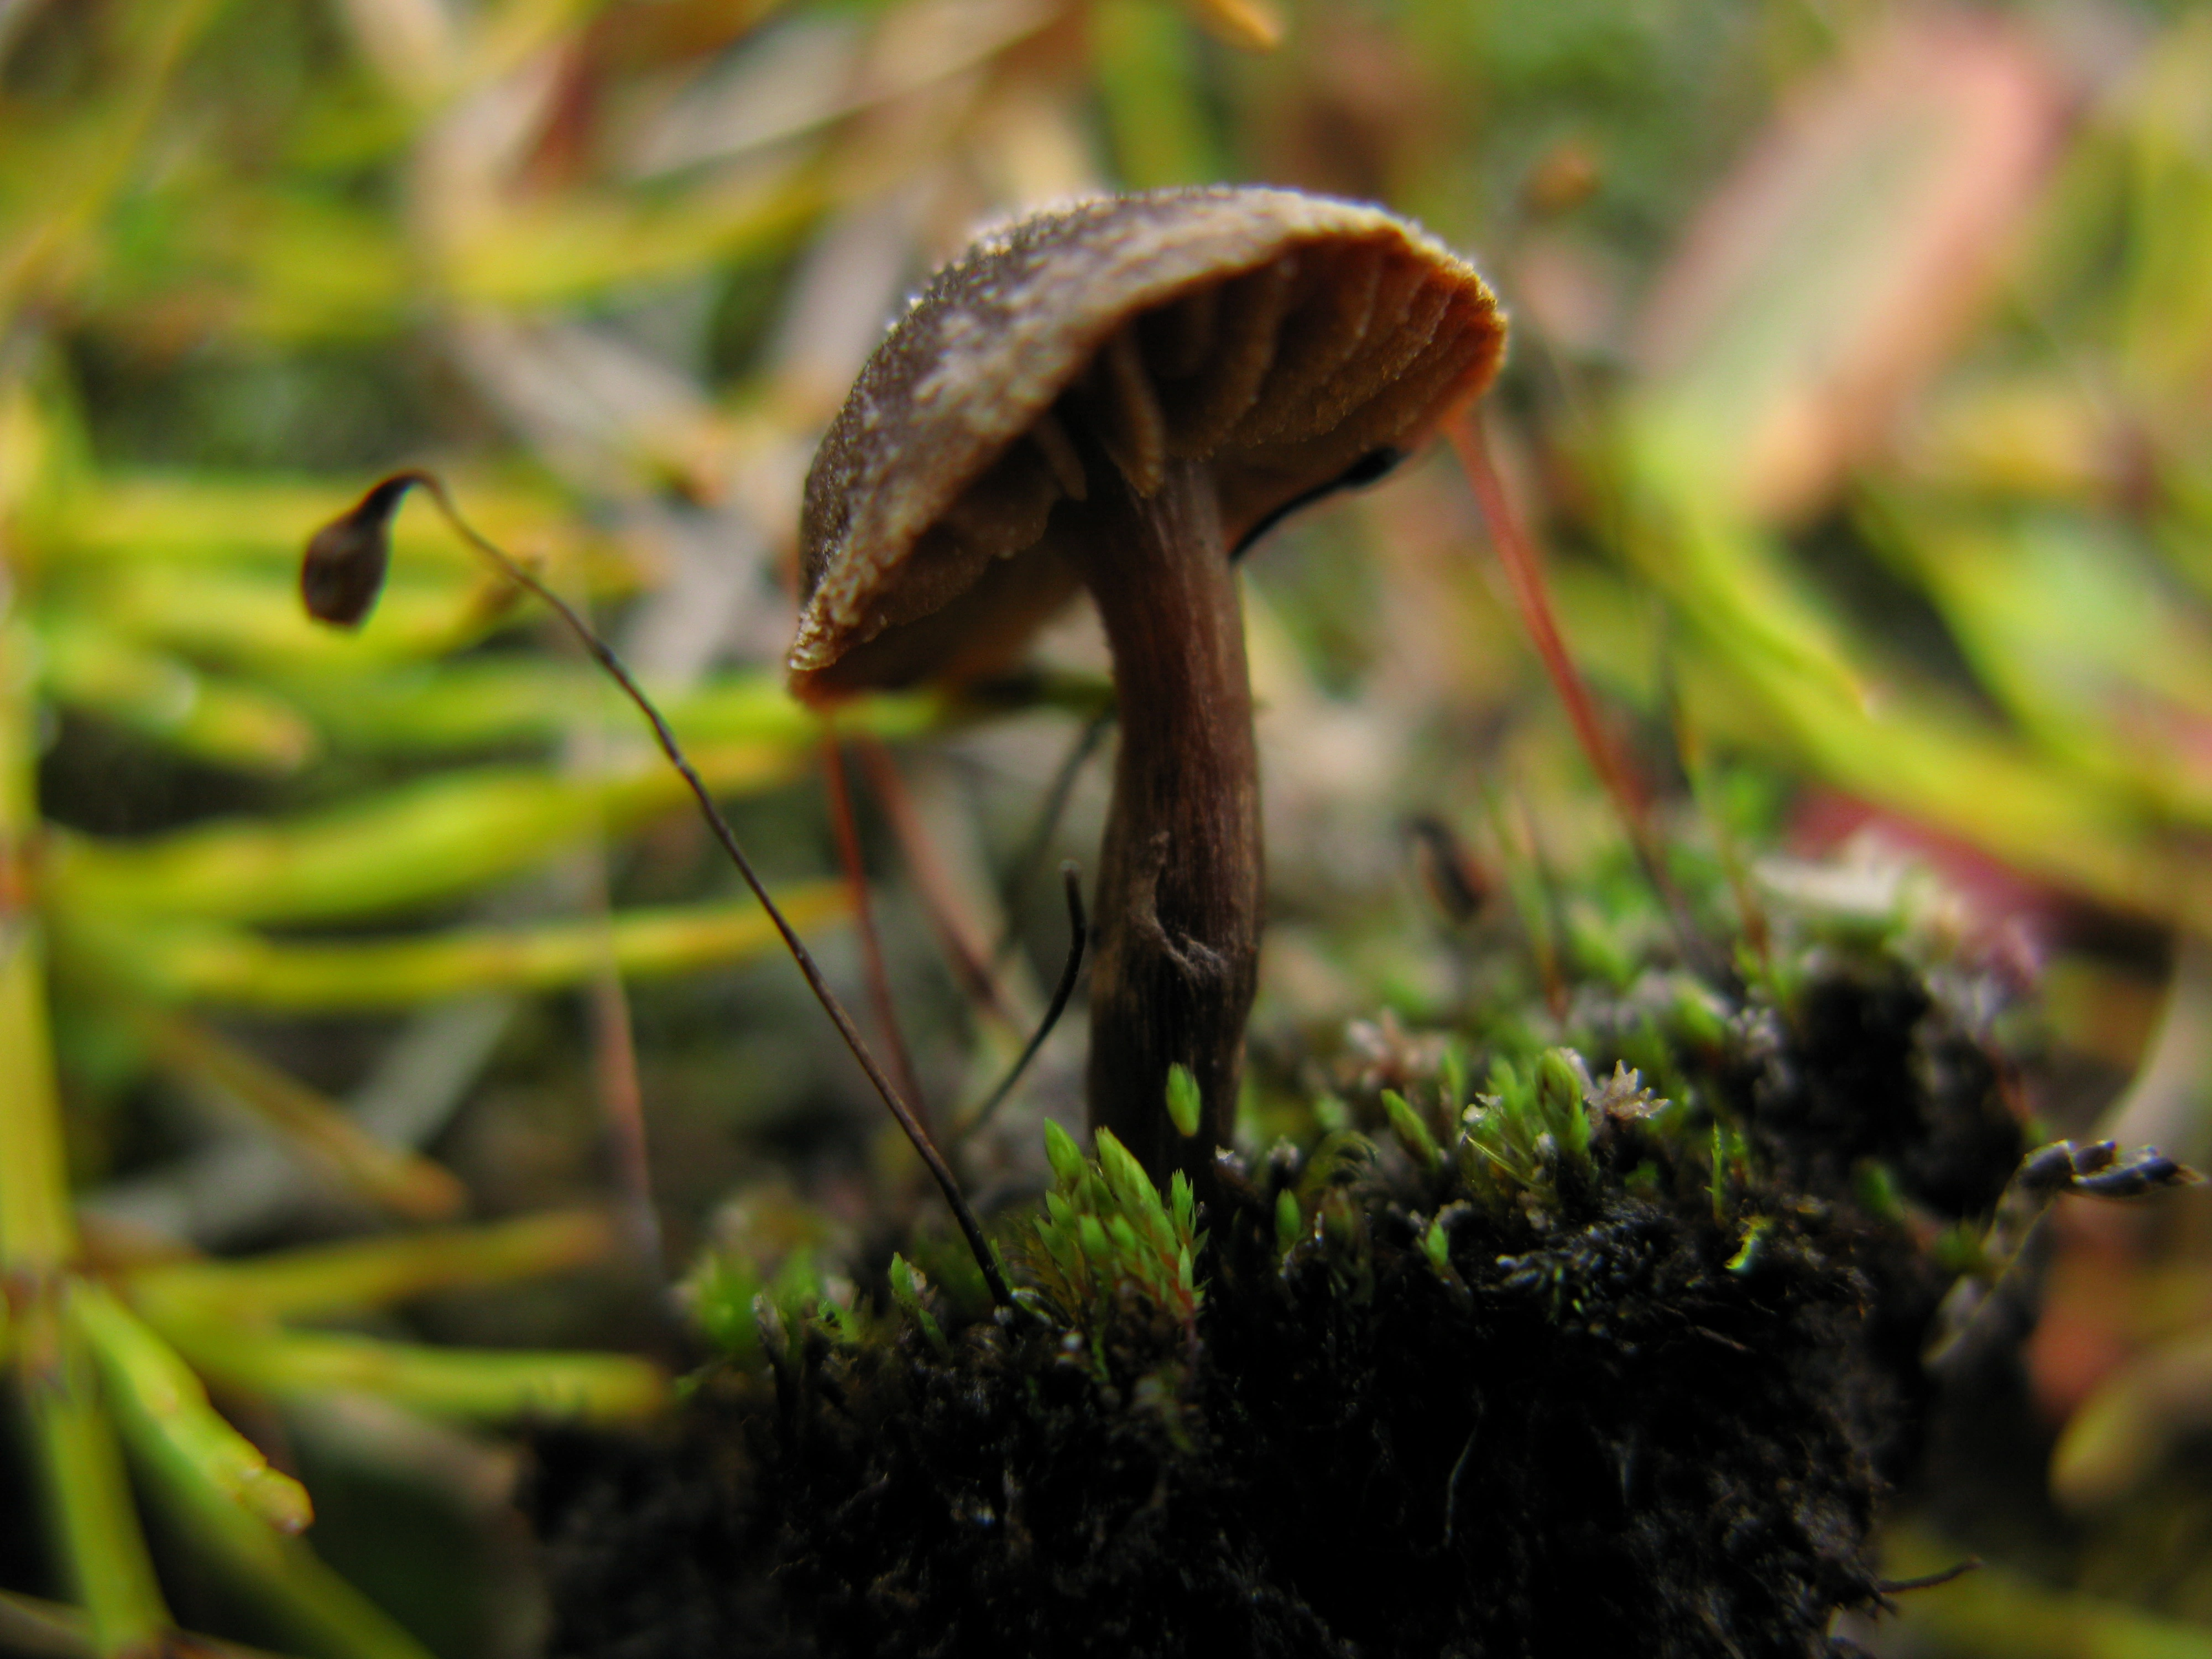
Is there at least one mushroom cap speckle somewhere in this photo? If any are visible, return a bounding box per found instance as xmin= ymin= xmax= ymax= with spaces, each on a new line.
xmin=788 ymin=186 xmax=1504 ymax=698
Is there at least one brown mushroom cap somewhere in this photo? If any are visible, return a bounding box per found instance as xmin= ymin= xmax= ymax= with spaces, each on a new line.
xmin=787 ymin=186 xmax=1504 ymax=698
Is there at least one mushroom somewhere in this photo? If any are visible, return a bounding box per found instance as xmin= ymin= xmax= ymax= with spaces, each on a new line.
xmin=789 ymin=186 xmax=1504 ymax=1186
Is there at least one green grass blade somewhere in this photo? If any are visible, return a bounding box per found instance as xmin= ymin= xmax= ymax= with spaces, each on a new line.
xmin=46 ymin=753 xmax=806 ymax=924
xmin=97 ymin=883 xmax=849 ymax=1008
xmin=74 ymin=1284 xmax=314 ymax=1536
xmin=155 ymin=1322 xmax=668 ymax=1423
xmin=128 ymin=1210 xmax=619 ymax=1322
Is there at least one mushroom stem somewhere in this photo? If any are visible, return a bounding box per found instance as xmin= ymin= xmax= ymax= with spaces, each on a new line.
xmin=1066 ymin=456 xmax=1262 ymax=1188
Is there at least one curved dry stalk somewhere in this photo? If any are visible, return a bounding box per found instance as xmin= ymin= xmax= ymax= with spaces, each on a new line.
xmin=954 ymin=862 xmax=1087 ymax=1141
xmin=303 ymin=471 xmax=1014 ymax=1308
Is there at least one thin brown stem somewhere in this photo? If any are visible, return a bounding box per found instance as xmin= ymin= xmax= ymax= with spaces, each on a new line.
xmin=1446 ymin=411 xmax=1705 ymax=966
xmin=852 ymin=735 xmax=1014 ymax=1032
xmin=954 ymin=862 xmax=1087 ymax=1140
xmin=994 ymin=708 xmax=1113 ymax=967
xmin=822 ymin=728 xmax=930 ymax=1130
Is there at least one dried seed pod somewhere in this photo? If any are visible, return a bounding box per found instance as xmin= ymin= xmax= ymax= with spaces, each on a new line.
xmin=789 ymin=186 xmax=1505 ymax=1185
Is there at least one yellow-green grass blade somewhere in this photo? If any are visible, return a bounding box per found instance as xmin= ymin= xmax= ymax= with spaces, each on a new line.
xmin=45 ymin=471 xmax=593 ymax=575
xmin=132 ymin=1011 xmax=466 ymax=1219
xmin=44 ymin=748 xmax=804 ymax=924
xmin=1545 ymin=555 xmax=2207 ymax=927
xmin=126 ymin=1210 xmax=619 ymax=1324
xmin=1864 ymin=500 xmax=2212 ymax=823
xmin=74 ymin=1283 xmax=314 ymax=1536
xmin=152 ymin=1321 xmax=668 ymax=1424
xmin=67 ymin=564 xmax=529 ymax=672
xmin=98 ymin=883 xmax=849 ymax=1009
xmin=282 ymin=662 xmax=952 ymax=756
xmin=12 ymin=1293 xmax=174 ymax=1659
xmin=40 ymin=620 xmax=319 ymax=771
xmin=437 ymin=163 xmax=823 ymax=308
xmin=90 ymin=190 xmax=414 ymax=345
xmin=8 ymin=560 xmax=174 ymax=1657
xmin=119 ymin=1378 xmax=437 ymax=1659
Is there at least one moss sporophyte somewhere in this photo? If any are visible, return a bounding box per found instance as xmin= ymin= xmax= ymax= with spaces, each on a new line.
xmin=299 ymin=191 xmax=2198 ymax=1657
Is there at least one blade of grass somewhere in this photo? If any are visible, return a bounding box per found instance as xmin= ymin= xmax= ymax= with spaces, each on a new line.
xmin=13 ymin=1298 xmax=173 ymax=1659
xmin=87 ymin=884 xmax=850 ymax=1008
xmin=41 ymin=623 xmax=318 ymax=773
xmin=46 ymin=753 xmax=808 ymax=925
xmin=73 ymin=1283 xmax=314 ymax=1536
xmin=2 ymin=599 xmax=174 ymax=1656
xmin=120 ymin=1384 xmax=437 ymax=1659
xmin=152 ymin=1321 xmax=667 ymax=1423
xmin=284 ymin=661 xmax=952 ymax=757
xmin=134 ymin=1009 xmax=466 ymax=1220
xmin=126 ymin=1211 xmax=618 ymax=1323
xmin=0 ymin=1589 xmax=294 ymax=1659
xmin=53 ymin=472 xmax=587 ymax=574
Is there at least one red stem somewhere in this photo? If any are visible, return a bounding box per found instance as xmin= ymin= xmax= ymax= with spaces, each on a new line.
xmin=822 ymin=729 xmax=930 ymax=1133
xmin=1447 ymin=411 xmax=1700 ymax=954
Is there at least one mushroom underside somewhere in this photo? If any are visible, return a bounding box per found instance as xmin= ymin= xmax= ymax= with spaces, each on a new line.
xmin=791 ymin=232 xmax=1500 ymax=693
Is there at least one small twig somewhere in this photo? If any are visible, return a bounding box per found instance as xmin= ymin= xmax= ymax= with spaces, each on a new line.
xmin=822 ymin=728 xmax=930 ymax=1130
xmin=955 ymin=863 xmax=1087 ymax=1140
xmin=995 ymin=708 xmax=1112 ymax=967
xmin=852 ymin=734 xmax=1014 ymax=1030
xmin=303 ymin=472 xmax=1014 ymax=1308
xmin=1875 ymin=1558 xmax=1981 ymax=1595
xmin=1404 ymin=813 xmax=1489 ymax=928
xmin=582 ymin=887 xmax=663 ymax=1285
xmin=555 ymin=623 xmax=667 ymax=1294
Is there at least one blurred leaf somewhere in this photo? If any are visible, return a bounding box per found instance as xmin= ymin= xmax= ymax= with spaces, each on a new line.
xmin=122 ymin=1381 xmax=437 ymax=1659
xmin=1178 ymin=0 xmax=1281 ymax=55
xmin=1091 ymin=0 xmax=1224 ymax=189
xmin=1867 ymin=501 xmax=2212 ymax=822
xmin=2113 ymin=13 xmax=2212 ymax=424
xmin=2053 ymin=1328 xmax=2212 ymax=1514
xmin=439 ymin=164 xmax=824 ymax=309
xmin=0 ymin=1590 xmax=289 ymax=1659
xmin=1629 ymin=14 xmax=2064 ymax=523
xmin=285 ymin=662 xmax=950 ymax=758
xmin=12 ymin=1297 xmax=173 ymax=1658
xmin=71 ymin=563 xmax=529 ymax=672
xmin=50 ymin=472 xmax=592 ymax=575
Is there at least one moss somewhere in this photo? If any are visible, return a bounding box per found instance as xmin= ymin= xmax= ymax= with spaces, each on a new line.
xmin=529 ymin=913 xmax=2032 ymax=1658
